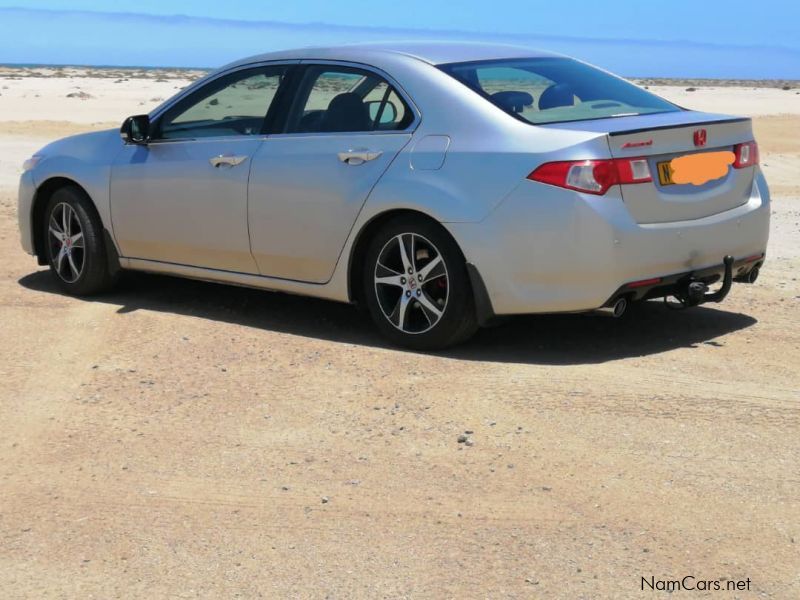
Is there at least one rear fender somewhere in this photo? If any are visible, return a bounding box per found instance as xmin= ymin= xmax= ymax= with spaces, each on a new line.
xmin=364 ymin=128 xmax=612 ymax=224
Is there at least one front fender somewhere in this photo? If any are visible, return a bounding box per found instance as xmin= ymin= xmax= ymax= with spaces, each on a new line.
xmin=29 ymin=129 xmax=123 ymax=244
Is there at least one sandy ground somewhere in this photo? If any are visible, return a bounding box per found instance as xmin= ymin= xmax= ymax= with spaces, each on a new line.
xmin=0 ymin=70 xmax=798 ymax=599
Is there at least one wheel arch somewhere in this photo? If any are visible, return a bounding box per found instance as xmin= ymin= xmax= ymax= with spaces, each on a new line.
xmin=32 ymin=177 xmax=90 ymax=264
xmin=31 ymin=177 xmax=119 ymax=270
xmin=346 ymin=208 xmax=466 ymax=307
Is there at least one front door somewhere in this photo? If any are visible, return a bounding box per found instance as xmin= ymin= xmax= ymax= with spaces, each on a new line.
xmin=110 ymin=64 xmax=292 ymax=273
xmin=247 ymin=64 xmax=416 ymax=283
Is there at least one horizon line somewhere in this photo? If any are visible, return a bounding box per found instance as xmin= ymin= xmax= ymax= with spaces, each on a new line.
xmin=2 ymin=5 xmax=799 ymax=56
xmin=2 ymin=63 xmax=800 ymax=83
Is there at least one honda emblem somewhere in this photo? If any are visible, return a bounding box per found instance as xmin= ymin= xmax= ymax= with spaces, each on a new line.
xmin=693 ymin=128 xmax=707 ymax=147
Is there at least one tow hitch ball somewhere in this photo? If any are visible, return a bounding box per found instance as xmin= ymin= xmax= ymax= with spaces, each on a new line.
xmin=675 ymin=255 xmax=734 ymax=308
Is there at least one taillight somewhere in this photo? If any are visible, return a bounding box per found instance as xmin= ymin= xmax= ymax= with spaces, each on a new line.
xmin=733 ymin=141 xmax=759 ymax=168
xmin=527 ymin=158 xmax=652 ymax=195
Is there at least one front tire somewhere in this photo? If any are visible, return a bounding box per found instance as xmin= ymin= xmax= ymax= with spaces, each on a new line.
xmin=43 ymin=186 xmax=117 ymax=295
xmin=363 ymin=215 xmax=478 ymax=350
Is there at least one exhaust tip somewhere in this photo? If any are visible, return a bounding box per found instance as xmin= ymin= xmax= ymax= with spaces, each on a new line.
xmin=747 ymin=266 xmax=760 ymax=284
xmin=611 ymin=297 xmax=628 ymax=318
xmin=593 ymin=297 xmax=629 ymax=318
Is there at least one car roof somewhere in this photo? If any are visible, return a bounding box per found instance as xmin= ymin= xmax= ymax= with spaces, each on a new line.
xmin=226 ymin=41 xmax=561 ymax=70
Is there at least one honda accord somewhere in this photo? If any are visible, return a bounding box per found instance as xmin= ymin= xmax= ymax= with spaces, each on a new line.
xmin=18 ymin=43 xmax=769 ymax=348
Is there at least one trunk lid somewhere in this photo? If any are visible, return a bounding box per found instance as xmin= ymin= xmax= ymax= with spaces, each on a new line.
xmin=543 ymin=111 xmax=756 ymax=223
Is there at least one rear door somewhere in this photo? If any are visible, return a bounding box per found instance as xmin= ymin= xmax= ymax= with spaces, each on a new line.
xmin=247 ymin=63 xmax=416 ymax=283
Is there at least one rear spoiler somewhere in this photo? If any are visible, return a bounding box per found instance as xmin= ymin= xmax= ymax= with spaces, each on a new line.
xmin=608 ymin=117 xmax=750 ymax=137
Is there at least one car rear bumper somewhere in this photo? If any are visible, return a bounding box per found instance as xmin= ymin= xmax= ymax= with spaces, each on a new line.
xmin=447 ymin=171 xmax=770 ymax=316
xmin=602 ymin=252 xmax=762 ymax=305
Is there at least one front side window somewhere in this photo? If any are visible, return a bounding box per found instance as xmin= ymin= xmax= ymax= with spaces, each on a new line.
xmin=440 ymin=58 xmax=680 ymax=125
xmin=287 ymin=66 xmax=414 ymax=134
xmin=157 ymin=66 xmax=288 ymax=139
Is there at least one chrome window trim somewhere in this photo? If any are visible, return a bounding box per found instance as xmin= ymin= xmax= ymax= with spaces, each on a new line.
xmin=144 ymin=135 xmax=271 ymax=146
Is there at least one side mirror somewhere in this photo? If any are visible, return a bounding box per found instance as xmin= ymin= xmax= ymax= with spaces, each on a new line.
xmin=366 ymin=100 xmax=398 ymax=125
xmin=120 ymin=114 xmax=151 ymax=144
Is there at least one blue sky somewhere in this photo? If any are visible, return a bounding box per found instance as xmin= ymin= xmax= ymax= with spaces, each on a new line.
xmin=0 ymin=1 xmax=798 ymax=78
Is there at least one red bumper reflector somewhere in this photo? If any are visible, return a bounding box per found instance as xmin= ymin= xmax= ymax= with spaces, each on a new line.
xmin=743 ymin=253 xmax=764 ymax=263
xmin=627 ymin=277 xmax=662 ymax=288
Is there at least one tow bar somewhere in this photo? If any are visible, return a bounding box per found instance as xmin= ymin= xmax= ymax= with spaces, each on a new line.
xmin=667 ymin=255 xmax=734 ymax=309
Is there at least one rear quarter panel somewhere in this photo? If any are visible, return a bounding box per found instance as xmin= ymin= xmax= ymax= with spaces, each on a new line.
xmin=358 ymin=56 xmax=615 ymax=225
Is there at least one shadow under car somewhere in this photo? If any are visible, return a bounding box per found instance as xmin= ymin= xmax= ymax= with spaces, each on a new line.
xmin=19 ymin=269 xmax=757 ymax=365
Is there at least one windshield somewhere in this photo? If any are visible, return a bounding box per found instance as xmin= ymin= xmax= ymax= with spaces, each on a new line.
xmin=439 ymin=57 xmax=681 ymax=125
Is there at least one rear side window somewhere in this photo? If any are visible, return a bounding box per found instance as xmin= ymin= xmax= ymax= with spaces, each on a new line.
xmin=440 ymin=57 xmax=680 ymax=125
xmin=287 ymin=65 xmax=414 ymax=134
xmin=362 ymin=81 xmax=413 ymax=130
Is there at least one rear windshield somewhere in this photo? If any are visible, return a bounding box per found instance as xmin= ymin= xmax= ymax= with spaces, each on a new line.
xmin=439 ymin=57 xmax=681 ymax=125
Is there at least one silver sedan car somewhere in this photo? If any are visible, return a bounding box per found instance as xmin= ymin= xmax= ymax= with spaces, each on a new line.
xmin=18 ymin=42 xmax=769 ymax=349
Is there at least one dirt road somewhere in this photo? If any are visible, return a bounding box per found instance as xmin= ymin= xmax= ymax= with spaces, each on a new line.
xmin=3 ymin=193 xmax=799 ymax=599
xmin=1 ymin=99 xmax=799 ymax=597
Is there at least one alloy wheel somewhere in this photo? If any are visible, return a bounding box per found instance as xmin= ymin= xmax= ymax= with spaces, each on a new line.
xmin=48 ymin=202 xmax=85 ymax=283
xmin=373 ymin=232 xmax=449 ymax=334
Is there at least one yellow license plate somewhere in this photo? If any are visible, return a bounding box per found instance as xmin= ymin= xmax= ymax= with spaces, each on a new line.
xmin=657 ymin=161 xmax=675 ymax=185
xmin=657 ymin=151 xmax=735 ymax=187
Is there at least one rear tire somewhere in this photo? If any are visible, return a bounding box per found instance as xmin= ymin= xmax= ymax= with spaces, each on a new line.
xmin=362 ymin=215 xmax=478 ymax=350
xmin=43 ymin=186 xmax=117 ymax=295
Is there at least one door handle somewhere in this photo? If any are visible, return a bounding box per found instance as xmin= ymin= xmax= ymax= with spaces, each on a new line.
xmin=210 ymin=154 xmax=248 ymax=168
xmin=337 ymin=149 xmax=383 ymax=165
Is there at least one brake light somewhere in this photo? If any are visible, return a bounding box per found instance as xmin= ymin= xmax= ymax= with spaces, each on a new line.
xmin=527 ymin=158 xmax=652 ymax=195
xmin=733 ymin=141 xmax=758 ymax=168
